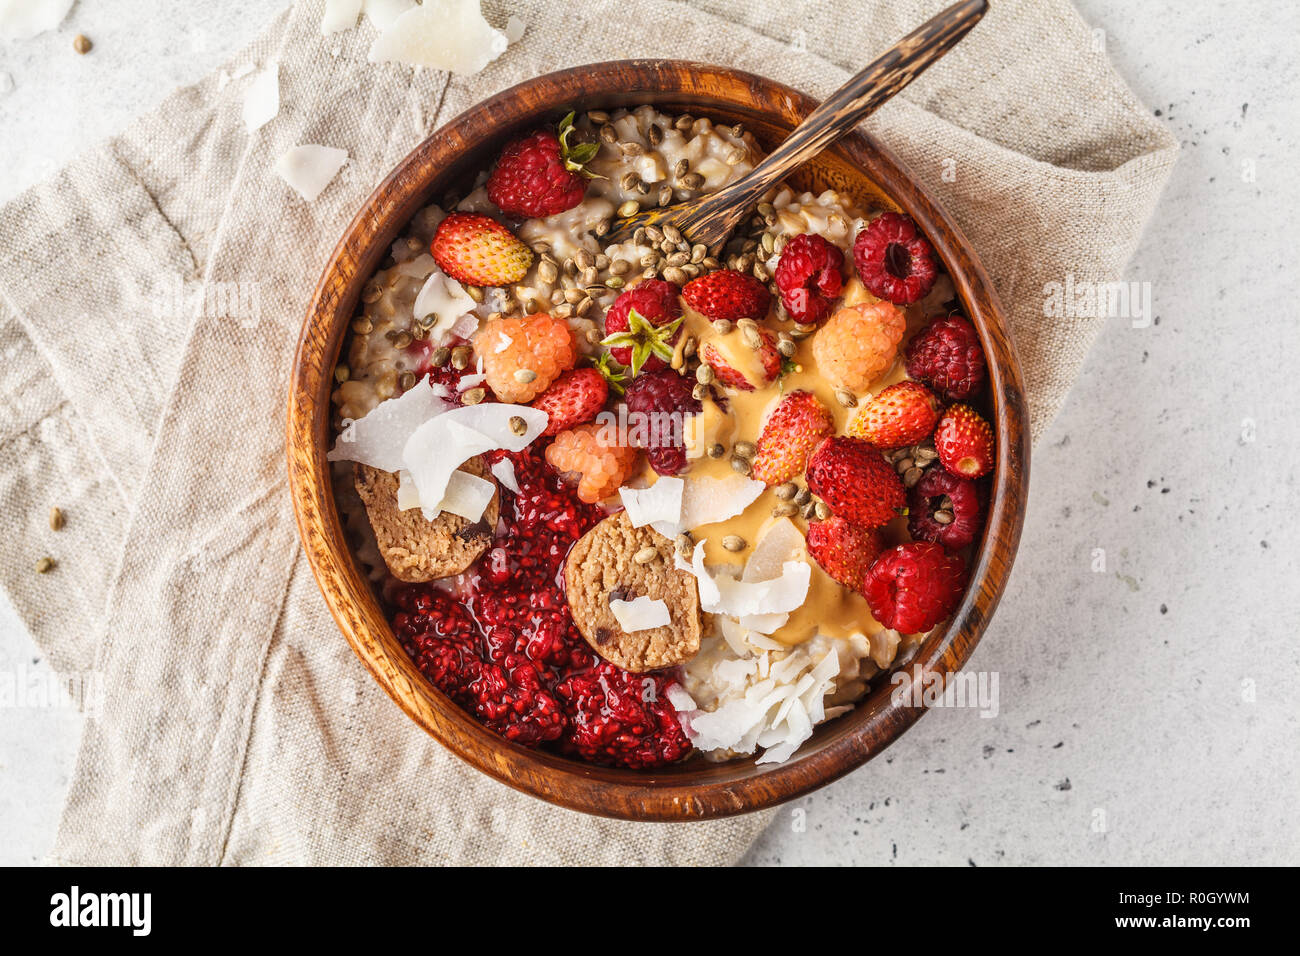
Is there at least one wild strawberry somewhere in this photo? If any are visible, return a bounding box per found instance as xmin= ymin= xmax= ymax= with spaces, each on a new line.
xmin=545 ymin=422 xmax=640 ymax=504
xmin=530 ymin=367 xmax=609 ymax=436
xmin=864 ymin=541 xmax=968 ymax=633
xmin=852 ymin=211 xmax=938 ymax=305
xmin=934 ymin=404 xmax=994 ymax=478
xmin=847 ymin=380 xmax=943 ymax=448
xmin=774 ymin=233 xmax=844 ymax=325
xmin=811 ymin=300 xmax=906 ymax=392
xmin=486 ymin=111 xmax=599 ymax=218
xmin=431 ymin=212 xmax=534 ymax=286
xmin=682 ymin=269 xmax=771 ymax=323
xmin=805 ymin=436 xmax=906 ymax=529
xmin=905 ymin=312 xmax=987 ymax=401
xmin=474 ymin=313 xmax=577 ymax=403
xmin=699 ymin=324 xmax=782 ymax=392
xmin=749 ymin=390 xmax=834 ymax=486
xmin=624 ymin=369 xmax=701 ymax=476
xmin=600 ymin=278 xmax=683 ymax=375
xmin=807 ymin=516 xmax=885 ymax=593
xmin=908 ymin=468 xmax=984 ymax=551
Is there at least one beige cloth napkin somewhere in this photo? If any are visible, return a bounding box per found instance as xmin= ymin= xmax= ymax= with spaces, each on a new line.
xmin=0 ymin=0 xmax=1176 ymax=865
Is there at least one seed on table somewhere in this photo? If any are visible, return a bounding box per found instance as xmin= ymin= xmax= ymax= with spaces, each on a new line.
xmin=702 ymin=256 xmax=721 ymax=270
xmin=609 ymin=259 xmax=632 ymax=276
xmin=915 ymin=446 xmax=938 ymax=463
xmin=662 ymin=225 xmax=682 ymax=244
xmin=802 ymin=502 xmax=818 ymax=519
xmin=674 ymin=158 xmax=690 ymax=179
xmin=695 ymin=364 xmax=715 ymax=385
xmin=509 ymin=416 xmax=528 ymax=436
xmin=461 ymin=387 xmax=487 ymax=405
xmin=722 ymin=535 xmax=746 ymax=553
xmin=73 ymin=34 xmax=92 ymax=54
xmin=752 ymin=262 xmax=769 ymax=282
xmin=554 ymin=303 xmax=574 ymax=318
xmin=757 ymin=202 xmax=775 ymax=218
xmin=35 ymin=557 xmax=56 ymax=574
xmin=774 ymin=482 xmax=797 ymax=501
xmin=585 ymin=327 xmax=601 ymax=344
xmin=682 ymin=335 xmax=697 ymax=358
xmin=725 ymin=146 xmax=747 ymax=165
xmin=707 ymin=442 xmax=726 ymax=459
xmin=896 ymin=457 xmax=915 ymax=473
xmin=643 ymin=225 xmax=663 ymax=243
xmin=712 ymin=319 xmax=733 ymax=335
xmin=741 ymin=325 xmax=762 ymax=349
xmin=665 ymin=251 xmax=690 ymax=267
xmin=730 ymin=456 xmax=753 ymax=476
xmin=814 ymin=501 xmax=831 ymax=520
xmin=619 ymin=171 xmax=641 ymax=192
xmin=392 ymin=331 xmax=413 ymax=349
xmin=835 ymin=388 xmax=858 ymax=408
xmin=934 ymin=510 xmax=955 ymax=525
xmin=617 ymin=200 xmax=639 ymax=217
xmin=732 ymin=440 xmax=756 ymax=460
xmin=659 ymin=239 xmax=676 ymax=255
xmin=431 ymin=346 xmax=451 ymax=367
xmin=351 ymin=316 xmax=372 ymax=334
xmin=49 ymin=507 xmax=65 ymax=531
xmin=903 ymin=466 xmax=924 ymax=487
xmin=562 ymin=287 xmax=584 ymax=304
xmin=333 ymin=364 xmax=350 ymax=384
xmin=450 ymin=346 xmax=471 ymax=370
xmin=577 ymin=297 xmax=595 ymax=317
xmin=537 ymin=259 xmax=558 ymax=284
xmin=594 ymin=218 xmax=611 ymax=237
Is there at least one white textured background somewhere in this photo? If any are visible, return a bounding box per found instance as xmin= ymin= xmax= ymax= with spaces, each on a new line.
xmin=1 ymin=1 xmax=1296 ymax=866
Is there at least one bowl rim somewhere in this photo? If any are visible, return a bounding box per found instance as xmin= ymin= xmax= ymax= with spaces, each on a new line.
xmin=286 ymin=59 xmax=1030 ymax=820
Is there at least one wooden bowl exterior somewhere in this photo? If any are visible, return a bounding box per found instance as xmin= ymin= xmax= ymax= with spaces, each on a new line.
xmin=286 ymin=61 xmax=1030 ymax=820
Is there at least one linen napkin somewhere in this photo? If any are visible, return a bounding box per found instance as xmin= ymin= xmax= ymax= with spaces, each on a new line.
xmin=0 ymin=0 xmax=1176 ymax=865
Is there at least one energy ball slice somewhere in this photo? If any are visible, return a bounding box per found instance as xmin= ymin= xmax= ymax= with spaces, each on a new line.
xmin=355 ymin=457 xmax=499 ymax=583
xmin=565 ymin=512 xmax=703 ymax=672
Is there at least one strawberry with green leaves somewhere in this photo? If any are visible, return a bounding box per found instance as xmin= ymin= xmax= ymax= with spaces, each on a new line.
xmin=600 ymin=279 xmax=684 ymax=376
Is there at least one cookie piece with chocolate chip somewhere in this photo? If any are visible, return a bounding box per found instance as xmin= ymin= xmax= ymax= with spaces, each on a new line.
xmin=355 ymin=457 xmax=499 ymax=582
xmin=565 ymin=511 xmax=703 ymax=671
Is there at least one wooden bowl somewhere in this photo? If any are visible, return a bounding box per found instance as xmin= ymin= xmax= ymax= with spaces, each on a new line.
xmin=287 ymin=60 xmax=1030 ymax=820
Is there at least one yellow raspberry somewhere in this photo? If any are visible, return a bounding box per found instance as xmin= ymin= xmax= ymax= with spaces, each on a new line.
xmin=811 ymin=301 xmax=906 ymax=393
xmin=545 ymin=423 xmax=641 ymax=503
xmin=475 ymin=313 xmax=577 ymax=403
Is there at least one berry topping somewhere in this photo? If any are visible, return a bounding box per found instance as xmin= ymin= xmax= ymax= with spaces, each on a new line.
xmin=749 ymin=390 xmax=834 ymax=486
xmin=805 ymin=436 xmax=906 ymax=529
xmin=600 ymin=278 xmax=684 ymax=375
xmin=624 ymin=368 xmax=702 ymax=476
xmin=847 ymin=380 xmax=944 ymax=449
xmin=486 ymin=112 xmax=599 ymax=218
xmin=555 ymin=662 xmax=691 ymax=768
xmin=682 ymin=268 xmax=771 ymax=323
xmin=904 ymin=313 xmax=987 ymax=402
xmin=852 ymin=211 xmax=938 ymax=305
xmin=934 ymin=404 xmax=995 ymax=478
xmin=907 ymin=468 xmax=984 ymax=551
xmin=811 ymin=300 xmax=907 ymax=392
xmin=430 ymin=212 xmax=534 ymax=287
xmin=774 ymin=233 xmax=844 ymax=325
xmin=545 ymin=422 xmax=641 ymax=503
xmin=530 ymin=366 xmax=609 ymax=436
xmin=699 ymin=323 xmax=782 ymax=392
xmin=474 ymin=313 xmax=578 ymax=403
xmin=863 ymin=541 xmax=968 ymax=634
xmin=807 ymin=516 xmax=885 ymax=593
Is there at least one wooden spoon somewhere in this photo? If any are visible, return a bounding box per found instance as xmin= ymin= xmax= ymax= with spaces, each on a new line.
xmin=602 ymin=0 xmax=988 ymax=251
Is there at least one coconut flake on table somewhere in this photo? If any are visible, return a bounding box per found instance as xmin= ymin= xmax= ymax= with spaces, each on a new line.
xmin=413 ymin=269 xmax=477 ymax=339
xmin=368 ymin=0 xmax=508 ymax=75
xmin=242 ymin=61 xmax=280 ymax=133
xmin=0 ymin=0 xmax=72 ymax=39
xmin=320 ymin=0 xmax=363 ymax=33
xmin=327 ymin=377 xmax=451 ymax=472
xmin=609 ymin=596 xmax=671 ymax=633
xmin=275 ymin=144 xmax=348 ymax=202
xmin=620 ymin=477 xmax=683 ymax=529
xmin=364 ymin=0 xmax=415 ymax=31
xmin=504 ymin=15 xmax=526 ymax=44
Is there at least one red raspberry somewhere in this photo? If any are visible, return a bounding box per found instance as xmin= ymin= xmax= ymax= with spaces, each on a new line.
xmin=904 ymin=313 xmax=987 ymax=401
xmin=601 ymin=278 xmax=683 ymax=375
xmin=864 ymin=542 xmax=968 ymax=634
xmin=806 ymin=436 xmax=906 ymax=529
xmin=555 ymin=662 xmax=691 ymax=768
xmin=852 ymin=212 xmax=938 ymax=305
xmin=907 ymin=468 xmax=984 ymax=550
xmin=774 ymin=233 xmax=844 ymax=325
xmin=624 ymin=368 xmax=701 ymax=476
xmin=486 ymin=112 xmax=597 ymax=218
xmin=682 ymin=269 xmax=771 ymax=323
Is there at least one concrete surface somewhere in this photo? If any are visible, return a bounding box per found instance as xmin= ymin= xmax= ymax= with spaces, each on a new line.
xmin=1 ymin=0 xmax=1296 ymax=866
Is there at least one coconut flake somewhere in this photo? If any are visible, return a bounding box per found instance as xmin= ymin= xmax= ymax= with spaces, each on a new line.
xmin=620 ymin=477 xmax=683 ymax=529
xmin=321 ymin=0 xmax=363 ymax=33
xmin=490 ymin=458 xmax=520 ymax=494
xmin=689 ymin=556 xmax=811 ymax=619
xmin=327 ymin=377 xmax=451 ymax=472
xmin=364 ymin=0 xmax=415 ymax=31
xmin=413 ymin=269 xmax=477 ymax=339
xmin=0 ymin=0 xmax=72 ymax=39
xmin=368 ymin=0 xmax=508 ymax=75
xmin=275 ymin=144 xmax=348 ymax=202
xmin=242 ymin=62 xmax=280 ymax=133
xmin=436 ymin=469 xmax=496 ymax=521
xmin=679 ymin=474 xmax=765 ymax=530
xmin=664 ymin=682 xmax=696 ymax=713
xmin=504 ymin=15 xmax=526 ymax=44
xmin=396 ymin=470 xmax=421 ymax=511
xmin=742 ymin=517 xmax=806 ymax=582
xmin=609 ymin=596 xmax=671 ymax=633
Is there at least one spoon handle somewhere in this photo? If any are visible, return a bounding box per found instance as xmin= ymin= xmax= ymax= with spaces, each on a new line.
xmin=686 ymin=0 xmax=987 ymax=249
